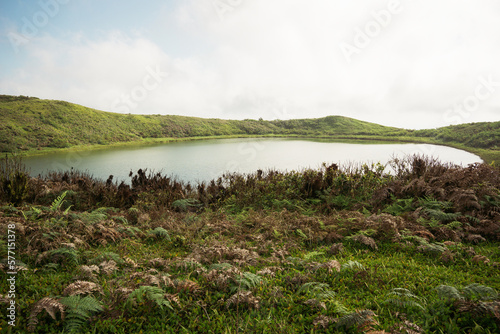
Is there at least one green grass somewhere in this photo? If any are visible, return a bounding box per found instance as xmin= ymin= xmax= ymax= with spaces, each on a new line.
xmin=1 ymin=94 xmax=498 ymax=163
xmin=1 ymin=155 xmax=499 ymax=333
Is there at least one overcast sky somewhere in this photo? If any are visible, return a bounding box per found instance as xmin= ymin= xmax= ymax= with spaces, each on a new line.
xmin=1 ymin=0 xmax=499 ymax=129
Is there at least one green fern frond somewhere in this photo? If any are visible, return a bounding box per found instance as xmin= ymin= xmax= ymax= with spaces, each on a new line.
xmin=295 ymin=229 xmax=308 ymax=239
xmin=304 ymin=251 xmax=325 ymax=260
xmin=446 ymin=221 xmax=462 ymax=229
xmin=60 ymin=295 xmax=102 ymax=333
xmin=208 ymin=263 xmax=233 ymax=271
xmin=297 ymin=282 xmax=336 ymax=301
xmin=50 ymin=191 xmax=68 ymax=212
xmin=401 ymin=234 xmax=429 ymax=246
xmin=91 ymin=252 xmax=122 ymax=265
xmin=462 ymin=284 xmax=498 ymax=301
xmin=232 ymin=272 xmax=263 ymax=292
xmin=422 ymin=208 xmax=461 ymax=223
xmin=383 ymin=197 xmax=414 ymax=215
xmin=149 ymin=227 xmax=171 ymax=240
xmin=329 ymin=299 xmax=349 ymax=315
xmin=73 ymin=210 xmax=107 ymax=224
xmin=92 ymin=207 xmax=117 ymax=214
xmin=46 ymin=247 xmax=80 ymax=266
xmin=63 ymin=205 xmax=72 ymax=215
xmin=384 ymin=288 xmax=426 ymax=310
xmin=172 ymin=198 xmax=201 ymax=212
xmin=113 ymin=216 xmax=129 ymax=224
xmin=126 ymin=286 xmax=173 ymax=310
xmin=418 ymin=242 xmax=446 ymax=255
xmin=118 ymin=226 xmax=142 ymax=238
xmin=436 ymin=285 xmax=463 ymax=301
xmin=419 ymin=197 xmax=453 ymax=210
xmin=341 ymin=260 xmax=365 ymax=271
xmin=297 ymin=282 xmax=330 ymax=294
xmin=335 ymin=309 xmax=377 ymax=330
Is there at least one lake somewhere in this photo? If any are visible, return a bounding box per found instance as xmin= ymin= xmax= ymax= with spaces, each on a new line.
xmin=22 ymin=138 xmax=482 ymax=185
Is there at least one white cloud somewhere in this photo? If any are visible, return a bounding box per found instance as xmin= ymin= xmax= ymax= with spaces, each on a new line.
xmin=1 ymin=0 xmax=499 ymax=128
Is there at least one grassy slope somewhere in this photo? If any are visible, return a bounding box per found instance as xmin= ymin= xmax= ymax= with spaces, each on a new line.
xmin=1 ymin=95 xmax=499 ymax=163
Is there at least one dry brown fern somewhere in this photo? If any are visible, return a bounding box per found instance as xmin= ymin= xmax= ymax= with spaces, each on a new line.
xmin=351 ymin=234 xmax=378 ymax=250
xmin=256 ymin=267 xmax=280 ymax=277
xmin=123 ymin=257 xmax=139 ymax=268
xmin=77 ymin=265 xmax=100 ymax=280
xmin=93 ymin=223 xmax=122 ymax=245
xmin=472 ymin=255 xmax=490 ymax=264
xmin=175 ymin=279 xmax=202 ymax=294
xmin=467 ymin=234 xmax=487 ymax=244
xmin=312 ymin=315 xmax=335 ymax=329
xmin=304 ymin=298 xmax=327 ymax=310
xmin=28 ymin=297 xmax=65 ymax=332
xmin=148 ymin=258 xmax=170 ymax=270
xmin=328 ymin=243 xmax=345 ymax=255
xmin=63 ymin=281 xmax=103 ymax=296
xmin=99 ymin=260 xmax=118 ymax=275
xmin=226 ymin=291 xmax=260 ymax=309
xmin=310 ymin=260 xmax=341 ymax=273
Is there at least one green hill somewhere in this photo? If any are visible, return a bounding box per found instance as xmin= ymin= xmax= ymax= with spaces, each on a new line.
xmin=0 ymin=94 xmax=498 ymax=163
xmin=0 ymin=95 xmax=402 ymax=151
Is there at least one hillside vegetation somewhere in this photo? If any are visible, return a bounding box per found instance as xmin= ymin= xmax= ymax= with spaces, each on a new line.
xmin=0 ymin=155 xmax=499 ymax=333
xmin=0 ymin=95 xmax=499 ymax=163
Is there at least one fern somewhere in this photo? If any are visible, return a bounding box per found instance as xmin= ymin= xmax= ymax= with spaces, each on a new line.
xmin=341 ymin=260 xmax=365 ymax=271
xmin=126 ymin=286 xmax=173 ymax=310
xmin=436 ymin=285 xmax=463 ymax=301
xmin=297 ymin=282 xmax=336 ymax=301
xmin=419 ymin=197 xmax=453 ymax=211
xmin=112 ymin=216 xmax=129 ymax=224
xmin=303 ymin=251 xmax=325 ymax=260
xmin=149 ymin=227 xmax=171 ymax=241
xmin=329 ymin=299 xmax=349 ymax=315
xmin=79 ymin=210 xmax=107 ymax=224
xmin=92 ymin=207 xmax=117 ymax=214
xmin=383 ymin=197 xmax=414 ymax=215
xmin=63 ymin=205 xmax=72 ymax=215
xmin=446 ymin=221 xmax=462 ymax=230
xmin=462 ymin=284 xmax=498 ymax=301
xmin=208 ymin=263 xmax=233 ymax=271
xmin=418 ymin=242 xmax=446 ymax=255
xmin=231 ymin=272 xmax=264 ymax=292
xmin=50 ymin=191 xmax=68 ymax=212
xmin=172 ymin=198 xmax=201 ymax=212
xmin=28 ymin=297 xmax=65 ymax=332
xmin=335 ymin=309 xmax=377 ymax=330
xmin=60 ymin=295 xmax=102 ymax=333
xmin=45 ymin=247 xmax=80 ymax=266
xmin=384 ymin=288 xmax=426 ymax=311
xmin=422 ymin=208 xmax=461 ymax=223
xmin=295 ymin=229 xmax=308 ymax=239
xmin=91 ymin=252 xmax=122 ymax=265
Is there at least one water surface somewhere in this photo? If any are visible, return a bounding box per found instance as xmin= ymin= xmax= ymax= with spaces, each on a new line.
xmin=22 ymin=138 xmax=482 ymax=184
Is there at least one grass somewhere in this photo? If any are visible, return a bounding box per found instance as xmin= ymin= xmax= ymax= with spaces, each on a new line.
xmin=0 ymin=155 xmax=499 ymax=333
xmin=1 ymin=94 xmax=498 ymax=163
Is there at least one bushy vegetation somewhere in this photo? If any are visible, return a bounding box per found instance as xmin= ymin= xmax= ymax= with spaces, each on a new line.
xmin=0 ymin=155 xmax=499 ymax=333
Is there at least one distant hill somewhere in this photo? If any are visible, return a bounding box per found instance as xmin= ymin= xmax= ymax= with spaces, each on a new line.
xmin=0 ymin=95 xmax=498 ymax=163
xmin=413 ymin=122 xmax=500 ymax=149
xmin=0 ymin=95 xmax=403 ymax=151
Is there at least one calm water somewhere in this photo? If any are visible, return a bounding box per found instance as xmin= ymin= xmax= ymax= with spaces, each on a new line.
xmin=22 ymin=138 xmax=482 ymax=184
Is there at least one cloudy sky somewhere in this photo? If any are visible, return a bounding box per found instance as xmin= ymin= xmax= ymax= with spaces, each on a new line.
xmin=1 ymin=0 xmax=499 ymax=129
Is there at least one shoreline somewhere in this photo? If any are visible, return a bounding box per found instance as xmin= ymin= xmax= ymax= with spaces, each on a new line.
xmin=2 ymin=134 xmax=497 ymax=164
